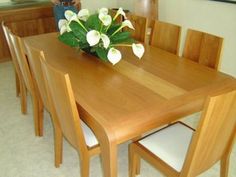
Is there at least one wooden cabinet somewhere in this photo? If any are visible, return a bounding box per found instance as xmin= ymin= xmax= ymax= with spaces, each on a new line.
xmin=0 ymin=3 xmax=57 ymax=62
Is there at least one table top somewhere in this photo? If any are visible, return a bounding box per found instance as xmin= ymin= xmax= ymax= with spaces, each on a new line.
xmin=24 ymin=32 xmax=236 ymax=144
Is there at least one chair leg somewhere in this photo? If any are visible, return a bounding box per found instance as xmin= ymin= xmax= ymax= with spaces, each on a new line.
xmin=129 ymin=143 xmax=140 ymax=177
xmin=54 ymin=126 xmax=63 ymax=167
xmin=15 ymin=71 xmax=20 ymax=97
xmin=38 ymin=97 xmax=44 ymax=136
xmin=20 ymin=81 xmax=27 ymax=114
xmin=32 ymin=93 xmax=40 ymax=136
xmin=80 ymin=156 xmax=90 ymax=177
xmin=132 ymin=137 xmax=141 ymax=175
xmin=220 ymin=153 xmax=230 ymax=177
xmin=136 ymin=153 xmax=141 ymax=175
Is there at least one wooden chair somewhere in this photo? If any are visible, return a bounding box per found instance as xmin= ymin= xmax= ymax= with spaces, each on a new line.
xmin=40 ymin=58 xmax=101 ymax=177
xmin=125 ymin=13 xmax=148 ymax=43
xmin=1 ymin=22 xmax=27 ymax=114
xmin=8 ymin=31 xmax=41 ymax=136
xmin=183 ymin=29 xmax=223 ymax=70
xmin=150 ymin=20 xmax=181 ymax=55
xmin=24 ymin=45 xmax=62 ymax=167
xmin=129 ymin=89 xmax=236 ymax=177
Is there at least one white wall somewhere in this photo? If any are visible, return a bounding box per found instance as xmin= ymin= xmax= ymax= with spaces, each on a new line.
xmin=80 ymin=0 xmax=117 ymax=12
xmin=116 ymin=0 xmax=134 ymax=11
xmin=0 ymin=0 xmax=11 ymax=2
xmin=117 ymin=0 xmax=236 ymax=77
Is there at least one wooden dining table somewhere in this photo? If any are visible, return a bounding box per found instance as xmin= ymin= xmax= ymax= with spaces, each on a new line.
xmin=24 ymin=32 xmax=236 ymax=177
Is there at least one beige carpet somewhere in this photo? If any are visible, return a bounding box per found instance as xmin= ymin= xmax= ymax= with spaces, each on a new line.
xmin=0 ymin=61 xmax=235 ymax=177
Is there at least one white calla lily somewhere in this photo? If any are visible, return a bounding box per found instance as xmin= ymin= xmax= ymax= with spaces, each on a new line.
xmin=110 ymin=19 xmax=135 ymax=37
xmin=64 ymin=10 xmax=77 ymax=21
xmin=122 ymin=20 xmax=135 ymax=30
xmin=99 ymin=7 xmax=108 ymax=15
xmin=101 ymin=34 xmax=110 ymax=49
xmin=114 ymin=7 xmax=127 ymax=20
xmin=58 ymin=19 xmax=67 ymax=30
xmin=107 ymin=48 xmax=122 ymax=65
xmin=86 ymin=30 xmax=101 ymax=46
xmin=64 ymin=10 xmax=88 ymax=32
xmin=59 ymin=25 xmax=67 ymax=34
xmin=99 ymin=14 xmax=112 ymax=26
xmin=58 ymin=19 xmax=71 ymax=34
xmin=132 ymin=43 xmax=145 ymax=59
xmin=78 ymin=9 xmax=90 ymax=21
xmin=117 ymin=7 xmax=127 ymax=19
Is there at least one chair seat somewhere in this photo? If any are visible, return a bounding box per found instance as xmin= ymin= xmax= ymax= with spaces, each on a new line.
xmin=81 ymin=121 xmax=99 ymax=147
xmin=138 ymin=123 xmax=194 ymax=172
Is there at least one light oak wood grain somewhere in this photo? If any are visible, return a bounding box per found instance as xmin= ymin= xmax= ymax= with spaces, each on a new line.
xmin=183 ymin=29 xmax=223 ymax=70
xmin=24 ymin=32 xmax=236 ymax=177
xmin=125 ymin=13 xmax=148 ymax=43
xmin=150 ymin=20 xmax=181 ymax=55
xmin=111 ymin=60 xmax=186 ymax=98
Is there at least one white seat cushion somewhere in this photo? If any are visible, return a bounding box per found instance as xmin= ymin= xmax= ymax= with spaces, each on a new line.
xmin=138 ymin=123 xmax=194 ymax=172
xmin=81 ymin=121 xmax=99 ymax=147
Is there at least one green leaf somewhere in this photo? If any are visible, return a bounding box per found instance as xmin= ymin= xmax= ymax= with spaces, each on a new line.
xmin=58 ymin=32 xmax=80 ymax=47
xmin=78 ymin=41 xmax=90 ymax=49
xmin=85 ymin=14 xmax=101 ymax=31
xmin=110 ymin=31 xmax=132 ymax=44
xmin=95 ymin=47 xmax=108 ymax=61
xmin=69 ymin=21 xmax=87 ymax=43
xmin=107 ymin=23 xmax=121 ymax=36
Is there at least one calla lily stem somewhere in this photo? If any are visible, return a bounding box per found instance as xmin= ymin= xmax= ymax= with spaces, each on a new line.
xmin=110 ymin=44 xmax=132 ymax=47
xmin=76 ymin=19 xmax=88 ymax=32
xmin=110 ymin=26 xmax=124 ymax=37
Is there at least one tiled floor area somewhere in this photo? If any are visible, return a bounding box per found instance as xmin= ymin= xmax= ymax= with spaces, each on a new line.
xmin=0 ymin=61 xmax=235 ymax=177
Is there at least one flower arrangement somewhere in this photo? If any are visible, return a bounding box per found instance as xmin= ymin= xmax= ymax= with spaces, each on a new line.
xmin=58 ymin=7 xmax=145 ymax=65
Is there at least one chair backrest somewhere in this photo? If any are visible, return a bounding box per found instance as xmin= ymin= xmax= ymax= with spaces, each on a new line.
xmin=1 ymin=22 xmax=22 ymax=80
xmin=25 ymin=46 xmax=50 ymax=110
xmin=183 ymin=29 xmax=223 ymax=70
xmin=8 ymin=31 xmax=34 ymax=93
xmin=150 ymin=20 xmax=181 ymax=55
xmin=40 ymin=58 xmax=87 ymax=152
xmin=181 ymin=89 xmax=236 ymax=177
xmin=125 ymin=13 xmax=148 ymax=43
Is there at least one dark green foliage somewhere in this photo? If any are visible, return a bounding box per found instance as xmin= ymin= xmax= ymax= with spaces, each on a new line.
xmin=58 ymin=32 xmax=80 ymax=47
xmin=110 ymin=31 xmax=135 ymax=44
xmin=95 ymin=47 xmax=108 ymax=61
xmin=86 ymin=14 xmax=101 ymax=31
xmin=78 ymin=41 xmax=90 ymax=49
xmin=107 ymin=23 xmax=122 ymax=35
xmin=69 ymin=21 xmax=87 ymax=42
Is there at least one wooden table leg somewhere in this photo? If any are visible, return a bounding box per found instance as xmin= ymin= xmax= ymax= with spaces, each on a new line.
xmin=78 ymin=106 xmax=118 ymax=177
xmin=100 ymin=139 xmax=118 ymax=177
